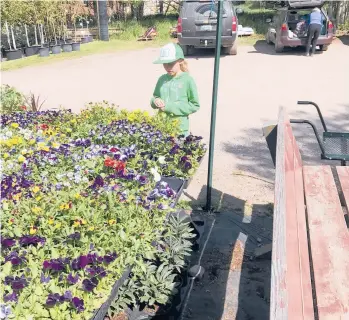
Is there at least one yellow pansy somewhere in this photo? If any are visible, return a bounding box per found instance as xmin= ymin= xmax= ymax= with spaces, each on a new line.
xmin=81 ymin=219 xmax=86 ymax=225
xmin=32 ymin=186 xmax=40 ymax=193
xmin=52 ymin=142 xmax=60 ymax=149
xmin=74 ymin=193 xmax=81 ymax=199
xmin=59 ymin=203 xmax=70 ymax=210
xmin=29 ymin=139 xmax=36 ymax=145
xmin=13 ymin=193 xmax=21 ymax=201
xmin=21 ymin=149 xmax=28 ymax=155
xmin=48 ymin=218 xmax=54 ymax=225
xmin=54 ymin=222 xmax=62 ymax=229
xmin=18 ymin=155 xmax=26 ymax=163
xmin=35 ymin=196 xmax=42 ymax=201
xmin=88 ymin=226 xmax=95 ymax=231
xmin=66 ymin=128 xmax=72 ymax=133
xmin=73 ymin=220 xmax=81 ymax=227
xmin=32 ymin=207 xmax=42 ymax=214
xmin=108 ymin=219 xmax=116 ymax=225
xmin=3 ymin=153 xmax=10 ymax=159
xmin=11 ymin=123 xmax=19 ymax=129
xmin=29 ymin=226 xmax=37 ymax=235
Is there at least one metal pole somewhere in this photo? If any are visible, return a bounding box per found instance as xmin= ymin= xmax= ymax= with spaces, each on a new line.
xmin=206 ymin=0 xmax=223 ymax=211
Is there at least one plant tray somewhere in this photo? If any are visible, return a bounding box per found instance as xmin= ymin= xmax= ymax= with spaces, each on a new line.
xmin=90 ymin=267 xmax=132 ymax=320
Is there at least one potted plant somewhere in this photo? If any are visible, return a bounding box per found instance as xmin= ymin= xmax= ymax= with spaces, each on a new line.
xmin=60 ymin=3 xmax=73 ymax=53
xmin=32 ymin=0 xmax=50 ymax=57
xmin=46 ymin=1 xmax=61 ymax=54
xmin=66 ymin=0 xmax=88 ymax=51
xmin=1 ymin=0 xmax=23 ymax=60
xmin=21 ymin=0 xmax=41 ymax=57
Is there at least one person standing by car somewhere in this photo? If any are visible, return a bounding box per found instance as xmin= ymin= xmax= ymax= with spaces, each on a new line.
xmin=306 ymin=7 xmax=323 ymax=56
xmin=150 ymin=43 xmax=200 ymax=137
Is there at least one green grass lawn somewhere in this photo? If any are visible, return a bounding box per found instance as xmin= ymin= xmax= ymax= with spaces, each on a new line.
xmin=1 ymin=39 xmax=171 ymax=72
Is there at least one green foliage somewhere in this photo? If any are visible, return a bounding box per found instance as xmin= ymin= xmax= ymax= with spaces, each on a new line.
xmin=0 ymin=85 xmax=26 ymax=114
xmin=237 ymin=3 xmax=275 ymax=35
xmin=110 ymin=15 xmax=177 ymax=41
xmin=108 ymin=214 xmax=196 ymax=316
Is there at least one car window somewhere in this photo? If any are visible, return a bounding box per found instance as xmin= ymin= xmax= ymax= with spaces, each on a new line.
xmin=194 ymin=2 xmax=228 ymax=20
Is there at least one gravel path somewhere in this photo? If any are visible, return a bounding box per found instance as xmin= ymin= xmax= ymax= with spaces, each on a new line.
xmin=3 ymin=38 xmax=349 ymax=320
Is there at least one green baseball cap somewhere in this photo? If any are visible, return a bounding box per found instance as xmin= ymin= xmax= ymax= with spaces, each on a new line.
xmin=153 ymin=43 xmax=185 ymax=64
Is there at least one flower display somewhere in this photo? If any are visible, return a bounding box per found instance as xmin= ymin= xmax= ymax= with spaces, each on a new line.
xmin=0 ymin=102 xmax=205 ymax=319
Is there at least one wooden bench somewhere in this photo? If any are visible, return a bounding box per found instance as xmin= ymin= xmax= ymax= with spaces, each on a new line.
xmin=270 ymin=107 xmax=349 ymax=320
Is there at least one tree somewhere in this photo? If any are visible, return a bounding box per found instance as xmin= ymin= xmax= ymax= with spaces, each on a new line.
xmin=1 ymin=0 xmax=22 ymax=50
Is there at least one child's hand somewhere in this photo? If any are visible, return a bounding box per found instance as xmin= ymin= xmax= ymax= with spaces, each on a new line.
xmin=154 ymin=98 xmax=165 ymax=109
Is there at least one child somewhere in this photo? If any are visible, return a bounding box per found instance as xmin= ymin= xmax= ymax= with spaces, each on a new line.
xmin=150 ymin=43 xmax=200 ymax=137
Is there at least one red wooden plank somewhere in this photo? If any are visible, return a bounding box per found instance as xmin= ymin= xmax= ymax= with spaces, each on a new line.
xmin=286 ymin=123 xmax=314 ymax=320
xmin=337 ymin=166 xmax=349 ymax=213
xmin=303 ymin=166 xmax=349 ymax=319
xmin=271 ymin=107 xmax=314 ymax=320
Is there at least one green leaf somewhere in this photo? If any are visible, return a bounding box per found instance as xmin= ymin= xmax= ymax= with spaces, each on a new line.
xmin=2 ymin=262 xmax=12 ymax=277
xmin=13 ymin=227 xmax=21 ymax=237
xmin=35 ymin=285 xmax=43 ymax=296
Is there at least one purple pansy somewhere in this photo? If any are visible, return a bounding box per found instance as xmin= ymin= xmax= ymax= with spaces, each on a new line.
xmin=72 ymin=297 xmax=84 ymax=313
xmin=68 ymin=232 xmax=81 ymax=241
xmin=63 ymin=290 xmax=72 ymax=302
xmin=86 ymin=266 xmax=107 ymax=278
xmin=71 ymin=255 xmax=88 ymax=270
xmin=46 ymin=293 xmax=64 ymax=307
xmin=82 ymin=277 xmax=98 ymax=292
xmin=3 ymin=291 xmax=18 ymax=303
xmin=67 ymin=273 xmax=79 ymax=284
xmin=103 ymin=252 xmax=118 ymax=264
xmin=5 ymin=275 xmax=28 ymax=291
xmin=5 ymin=251 xmax=26 ymax=266
xmin=1 ymin=238 xmax=16 ymax=249
xmin=19 ymin=235 xmax=46 ymax=247
xmin=40 ymin=272 xmax=50 ymax=284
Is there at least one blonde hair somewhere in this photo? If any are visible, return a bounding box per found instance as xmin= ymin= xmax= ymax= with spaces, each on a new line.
xmin=179 ymin=59 xmax=189 ymax=73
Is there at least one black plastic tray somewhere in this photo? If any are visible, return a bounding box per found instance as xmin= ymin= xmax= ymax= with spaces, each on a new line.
xmin=90 ymin=266 xmax=132 ymax=320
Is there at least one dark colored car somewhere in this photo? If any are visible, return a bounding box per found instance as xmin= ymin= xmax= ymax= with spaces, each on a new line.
xmin=177 ymin=0 xmax=238 ymax=55
xmin=265 ymin=0 xmax=334 ymax=53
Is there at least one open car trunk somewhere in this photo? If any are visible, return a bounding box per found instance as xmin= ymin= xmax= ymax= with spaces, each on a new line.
xmin=286 ymin=8 xmax=328 ymax=39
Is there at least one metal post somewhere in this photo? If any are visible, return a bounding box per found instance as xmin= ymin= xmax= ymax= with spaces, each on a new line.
xmin=206 ymin=0 xmax=223 ymax=211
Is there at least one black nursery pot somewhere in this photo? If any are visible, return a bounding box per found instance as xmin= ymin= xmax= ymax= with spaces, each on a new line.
xmin=71 ymin=42 xmax=81 ymax=51
xmin=5 ymin=49 xmax=22 ymax=61
xmin=88 ymin=35 xmax=93 ymax=42
xmin=25 ymin=45 xmax=40 ymax=57
xmin=51 ymin=45 xmax=61 ymax=54
xmin=39 ymin=47 xmax=50 ymax=57
xmin=62 ymin=43 xmax=73 ymax=53
xmin=80 ymin=37 xmax=88 ymax=44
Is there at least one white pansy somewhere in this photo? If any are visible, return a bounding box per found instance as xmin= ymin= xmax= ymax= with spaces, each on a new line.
xmin=150 ymin=167 xmax=161 ymax=182
xmin=158 ymin=156 xmax=166 ymax=164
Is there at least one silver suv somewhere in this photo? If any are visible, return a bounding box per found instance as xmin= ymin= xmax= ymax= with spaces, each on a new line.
xmin=177 ymin=0 xmax=238 ymax=55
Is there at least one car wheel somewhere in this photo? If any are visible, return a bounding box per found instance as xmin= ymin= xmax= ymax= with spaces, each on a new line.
xmin=222 ymin=40 xmax=238 ymax=55
xmin=180 ymin=44 xmax=189 ymax=56
xmin=319 ymin=44 xmax=329 ymax=51
xmin=266 ymin=33 xmax=272 ymax=44
xmin=275 ymin=42 xmax=284 ymax=53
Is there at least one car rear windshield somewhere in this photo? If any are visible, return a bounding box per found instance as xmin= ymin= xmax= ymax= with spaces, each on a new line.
xmin=183 ymin=1 xmax=229 ymax=19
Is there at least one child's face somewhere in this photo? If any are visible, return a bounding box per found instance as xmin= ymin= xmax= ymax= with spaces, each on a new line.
xmin=163 ymin=60 xmax=181 ymax=76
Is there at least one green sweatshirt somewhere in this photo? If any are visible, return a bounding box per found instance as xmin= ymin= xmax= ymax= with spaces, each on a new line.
xmin=151 ymin=72 xmax=200 ymax=136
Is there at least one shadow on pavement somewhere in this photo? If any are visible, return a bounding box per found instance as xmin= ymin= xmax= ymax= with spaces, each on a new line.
xmin=222 ymin=104 xmax=349 ymax=182
xmin=185 ymin=48 xmax=231 ymax=60
xmin=182 ymin=186 xmax=272 ymax=320
xmin=250 ymin=40 xmax=325 ymax=56
xmin=338 ymin=35 xmax=349 ymax=46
